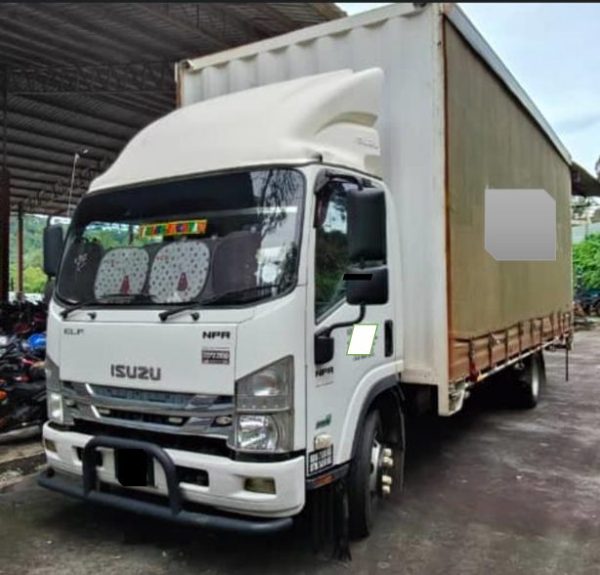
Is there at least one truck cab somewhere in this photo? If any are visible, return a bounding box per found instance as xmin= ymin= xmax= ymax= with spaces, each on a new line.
xmin=40 ymin=69 xmax=405 ymax=538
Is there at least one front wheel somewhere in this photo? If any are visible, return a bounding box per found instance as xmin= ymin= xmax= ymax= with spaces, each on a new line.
xmin=347 ymin=409 xmax=402 ymax=539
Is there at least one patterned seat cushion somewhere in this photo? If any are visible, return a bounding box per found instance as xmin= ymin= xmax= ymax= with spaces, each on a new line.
xmin=94 ymin=247 xmax=149 ymax=299
xmin=149 ymin=240 xmax=211 ymax=304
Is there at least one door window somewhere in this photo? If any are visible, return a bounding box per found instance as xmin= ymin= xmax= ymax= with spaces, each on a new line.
xmin=314 ymin=185 xmax=350 ymax=320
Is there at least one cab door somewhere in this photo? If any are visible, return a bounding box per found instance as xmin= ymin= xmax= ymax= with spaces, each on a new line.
xmin=305 ymin=171 xmax=395 ymax=476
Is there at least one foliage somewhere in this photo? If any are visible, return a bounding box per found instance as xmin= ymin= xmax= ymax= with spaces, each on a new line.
xmin=85 ymin=224 xmax=130 ymax=248
xmin=573 ymin=233 xmax=600 ymax=290
xmin=8 ymin=214 xmax=47 ymax=294
xmin=22 ymin=266 xmax=48 ymax=293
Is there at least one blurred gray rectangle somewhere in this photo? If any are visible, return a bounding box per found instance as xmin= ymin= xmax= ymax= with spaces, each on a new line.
xmin=485 ymin=188 xmax=556 ymax=261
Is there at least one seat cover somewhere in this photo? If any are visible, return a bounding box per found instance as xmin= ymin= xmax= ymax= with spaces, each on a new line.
xmin=149 ymin=240 xmax=210 ymax=303
xmin=94 ymin=247 xmax=149 ymax=299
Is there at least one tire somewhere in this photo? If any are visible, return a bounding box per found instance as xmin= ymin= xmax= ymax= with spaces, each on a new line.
xmin=513 ymin=352 xmax=545 ymax=409
xmin=347 ymin=409 xmax=401 ymax=539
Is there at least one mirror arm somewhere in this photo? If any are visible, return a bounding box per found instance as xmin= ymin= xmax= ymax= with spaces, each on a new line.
xmin=316 ymin=304 xmax=366 ymax=339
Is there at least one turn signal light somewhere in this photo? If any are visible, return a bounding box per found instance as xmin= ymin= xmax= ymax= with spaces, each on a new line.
xmin=0 ymin=390 xmax=7 ymax=401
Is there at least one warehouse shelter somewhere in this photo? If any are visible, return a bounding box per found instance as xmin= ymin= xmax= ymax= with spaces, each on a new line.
xmin=0 ymin=2 xmax=343 ymax=300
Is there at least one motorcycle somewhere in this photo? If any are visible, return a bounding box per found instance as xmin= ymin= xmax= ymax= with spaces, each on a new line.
xmin=0 ymin=333 xmax=47 ymax=442
xmin=0 ymin=300 xmax=47 ymax=339
xmin=0 ymin=380 xmax=47 ymax=442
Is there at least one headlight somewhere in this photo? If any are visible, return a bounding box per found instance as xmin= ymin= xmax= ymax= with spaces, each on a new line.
xmin=47 ymin=391 xmax=64 ymax=424
xmin=236 ymin=415 xmax=279 ymax=451
xmin=236 ymin=356 xmax=293 ymax=412
xmin=231 ymin=357 xmax=294 ymax=453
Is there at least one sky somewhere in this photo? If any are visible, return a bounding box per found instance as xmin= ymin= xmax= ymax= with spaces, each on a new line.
xmin=337 ymin=3 xmax=600 ymax=174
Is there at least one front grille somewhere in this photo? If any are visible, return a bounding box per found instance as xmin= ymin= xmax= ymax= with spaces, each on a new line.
xmin=62 ymin=382 xmax=233 ymax=438
xmin=91 ymin=385 xmax=194 ymax=406
xmin=89 ymin=385 xmax=231 ymax=410
xmin=70 ymin=420 xmax=231 ymax=458
xmin=98 ymin=409 xmax=189 ymax=427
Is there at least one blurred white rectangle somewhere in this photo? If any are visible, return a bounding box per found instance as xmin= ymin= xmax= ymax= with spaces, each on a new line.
xmin=485 ymin=188 xmax=556 ymax=261
xmin=347 ymin=324 xmax=378 ymax=356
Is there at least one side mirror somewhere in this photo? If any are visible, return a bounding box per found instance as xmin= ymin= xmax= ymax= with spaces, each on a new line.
xmin=347 ymin=187 xmax=386 ymax=262
xmin=43 ymin=225 xmax=64 ymax=277
xmin=346 ymin=266 xmax=388 ymax=306
xmin=314 ymin=335 xmax=334 ymax=365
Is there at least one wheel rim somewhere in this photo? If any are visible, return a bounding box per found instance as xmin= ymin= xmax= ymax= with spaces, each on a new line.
xmin=369 ymin=433 xmax=394 ymax=500
xmin=369 ymin=437 xmax=382 ymax=496
xmin=531 ymin=360 xmax=540 ymax=398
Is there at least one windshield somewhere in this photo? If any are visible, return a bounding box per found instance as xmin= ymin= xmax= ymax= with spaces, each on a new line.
xmin=56 ymin=169 xmax=305 ymax=307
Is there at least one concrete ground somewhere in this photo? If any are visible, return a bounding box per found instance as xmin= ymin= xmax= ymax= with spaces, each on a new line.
xmin=1 ymin=329 xmax=599 ymax=574
xmin=0 ymin=434 xmax=43 ymax=466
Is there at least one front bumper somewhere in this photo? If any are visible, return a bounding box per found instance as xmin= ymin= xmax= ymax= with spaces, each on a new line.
xmin=41 ymin=423 xmax=305 ymax=531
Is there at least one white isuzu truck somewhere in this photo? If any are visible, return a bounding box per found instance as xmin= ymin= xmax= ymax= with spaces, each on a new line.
xmin=39 ymin=3 xmax=572 ymax=541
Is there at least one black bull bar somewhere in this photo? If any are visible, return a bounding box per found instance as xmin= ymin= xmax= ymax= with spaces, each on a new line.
xmin=38 ymin=435 xmax=294 ymax=534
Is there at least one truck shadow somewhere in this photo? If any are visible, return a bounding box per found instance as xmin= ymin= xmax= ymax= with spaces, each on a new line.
xmin=404 ymin=378 xmax=517 ymax=476
xmin=39 ymin=499 xmax=337 ymax=572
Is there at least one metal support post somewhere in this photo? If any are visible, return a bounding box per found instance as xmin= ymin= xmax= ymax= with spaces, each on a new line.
xmin=17 ymin=203 xmax=23 ymax=295
xmin=0 ymin=66 xmax=10 ymax=302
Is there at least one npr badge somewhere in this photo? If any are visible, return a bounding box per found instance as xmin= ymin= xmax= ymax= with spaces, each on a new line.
xmin=202 ymin=348 xmax=230 ymax=365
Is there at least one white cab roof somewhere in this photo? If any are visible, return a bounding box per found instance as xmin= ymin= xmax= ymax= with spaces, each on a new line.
xmin=90 ymin=68 xmax=382 ymax=192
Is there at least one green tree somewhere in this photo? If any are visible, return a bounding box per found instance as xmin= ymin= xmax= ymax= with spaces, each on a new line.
xmin=573 ymin=233 xmax=600 ymax=290
xmin=8 ymin=214 xmax=49 ymax=294
xmin=23 ymin=267 xmax=47 ymax=293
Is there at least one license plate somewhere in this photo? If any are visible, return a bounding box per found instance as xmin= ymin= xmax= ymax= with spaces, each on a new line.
xmin=114 ymin=448 xmax=155 ymax=487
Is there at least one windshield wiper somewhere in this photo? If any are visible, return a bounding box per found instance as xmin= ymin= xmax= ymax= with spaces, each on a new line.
xmin=158 ymin=284 xmax=282 ymax=322
xmin=60 ymin=293 xmax=149 ymax=319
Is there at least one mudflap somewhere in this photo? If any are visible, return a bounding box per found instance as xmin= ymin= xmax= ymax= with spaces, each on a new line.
xmin=307 ymin=477 xmax=351 ymax=561
xmin=333 ymin=478 xmax=351 ymax=561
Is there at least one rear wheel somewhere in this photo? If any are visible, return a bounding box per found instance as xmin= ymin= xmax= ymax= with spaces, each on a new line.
xmin=512 ymin=352 xmax=545 ymax=409
xmin=347 ymin=409 xmax=401 ymax=539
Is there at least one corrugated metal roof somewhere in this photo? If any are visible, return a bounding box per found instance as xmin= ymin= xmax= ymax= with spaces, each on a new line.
xmin=571 ymin=163 xmax=600 ymax=198
xmin=0 ymin=2 xmax=344 ymax=215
